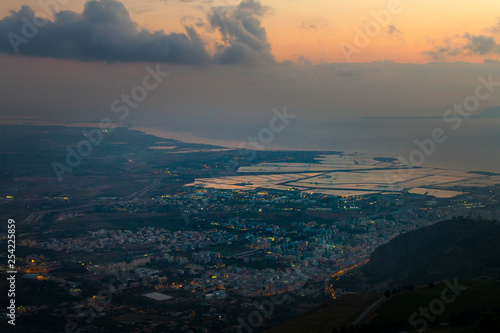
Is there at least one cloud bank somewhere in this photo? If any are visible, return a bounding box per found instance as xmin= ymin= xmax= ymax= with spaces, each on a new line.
xmin=423 ymin=18 xmax=500 ymax=61
xmin=209 ymin=0 xmax=274 ymax=64
xmin=0 ymin=0 xmax=273 ymax=64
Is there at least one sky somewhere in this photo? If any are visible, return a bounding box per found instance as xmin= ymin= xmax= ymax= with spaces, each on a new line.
xmin=1 ymin=0 xmax=500 ymax=171
xmin=2 ymin=0 xmax=500 ymax=63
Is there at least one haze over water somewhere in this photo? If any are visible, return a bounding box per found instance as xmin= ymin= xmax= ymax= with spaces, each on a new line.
xmin=137 ymin=117 xmax=500 ymax=174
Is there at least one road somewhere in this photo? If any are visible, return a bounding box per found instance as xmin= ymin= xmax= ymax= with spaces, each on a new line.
xmin=126 ymin=181 xmax=161 ymax=200
xmin=20 ymin=204 xmax=91 ymax=225
xmin=351 ymin=296 xmax=386 ymax=326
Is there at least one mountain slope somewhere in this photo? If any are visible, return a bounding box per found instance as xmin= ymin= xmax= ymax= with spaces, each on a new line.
xmin=362 ymin=218 xmax=500 ymax=288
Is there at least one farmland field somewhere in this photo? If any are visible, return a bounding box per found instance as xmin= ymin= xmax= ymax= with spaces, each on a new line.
xmin=186 ymin=153 xmax=500 ymax=198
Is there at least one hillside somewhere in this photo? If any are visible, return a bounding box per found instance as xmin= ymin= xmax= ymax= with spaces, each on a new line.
xmin=266 ymin=279 xmax=500 ymax=333
xmin=361 ymin=218 xmax=500 ymax=288
xmin=266 ymin=218 xmax=500 ymax=333
xmin=363 ymin=279 xmax=500 ymax=332
xmin=262 ymin=293 xmax=382 ymax=333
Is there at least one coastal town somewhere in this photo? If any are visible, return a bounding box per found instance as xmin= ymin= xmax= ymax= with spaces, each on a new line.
xmin=1 ymin=126 xmax=499 ymax=332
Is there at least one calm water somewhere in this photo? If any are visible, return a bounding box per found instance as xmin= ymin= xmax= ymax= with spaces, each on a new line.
xmin=136 ymin=118 xmax=500 ymax=174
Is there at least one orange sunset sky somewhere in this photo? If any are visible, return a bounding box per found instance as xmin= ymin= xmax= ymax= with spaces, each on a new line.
xmin=2 ymin=0 xmax=500 ymax=64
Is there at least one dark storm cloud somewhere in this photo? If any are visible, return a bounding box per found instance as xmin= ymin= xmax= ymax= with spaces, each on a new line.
xmin=0 ymin=0 xmax=275 ymax=65
xmin=463 ymin=33 xmax=500 ymax=55
xmin=0 ymin=0 xmax=211 ymax=63
xmin=422 ymin=44 xmax=461 ymax=61
xmin=209 ymin=0 xmax=274 ymax=64
xmin=423 ymin=24 xmax=500 ymax=60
